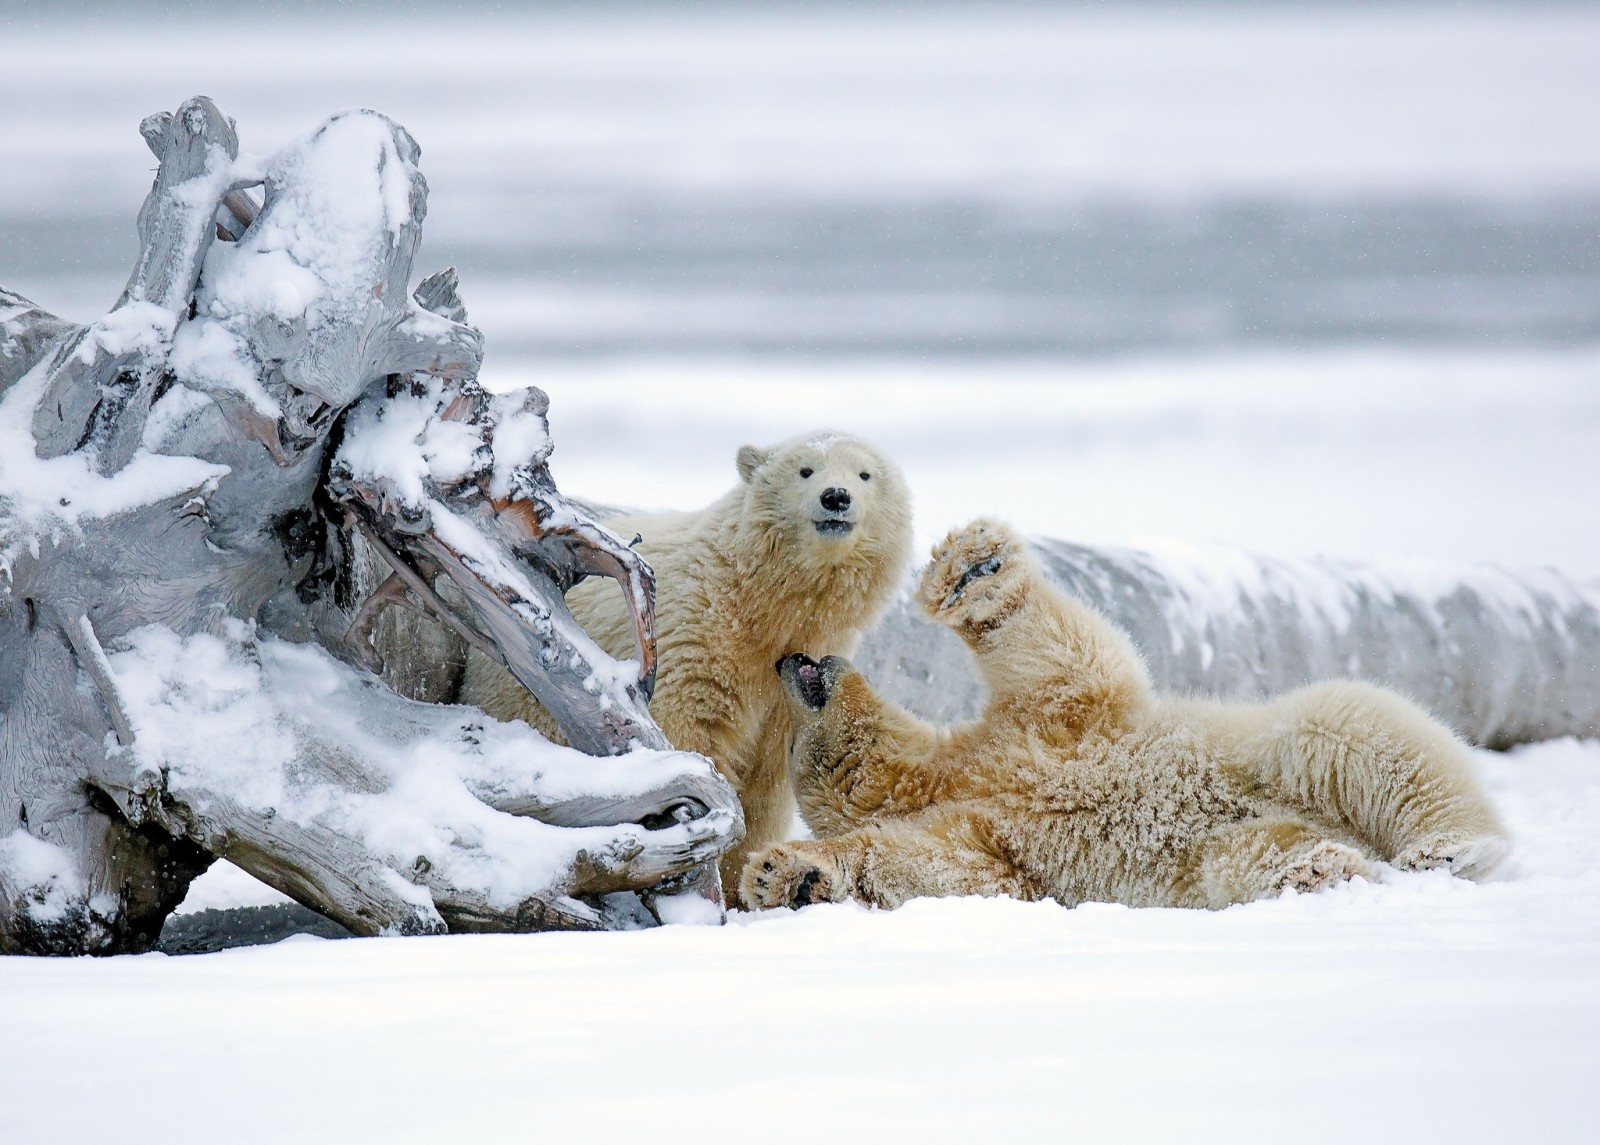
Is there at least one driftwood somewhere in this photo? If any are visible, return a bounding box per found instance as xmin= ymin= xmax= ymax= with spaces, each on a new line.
xmin=859 ymin=537 xmax=1600 ymax=747
xmin=0 ymin=97 xmax=740 ymax=955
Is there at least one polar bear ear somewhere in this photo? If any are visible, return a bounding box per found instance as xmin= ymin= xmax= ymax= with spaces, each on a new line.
xmin=736 ymin=445 xmax=768 ymax=483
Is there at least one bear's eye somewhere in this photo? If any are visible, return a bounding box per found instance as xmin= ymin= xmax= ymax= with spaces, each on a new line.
xmin=859 ymin=472 xmax=871 ymax=481
xmin=799 ymin=467 xmax=813 ymax=478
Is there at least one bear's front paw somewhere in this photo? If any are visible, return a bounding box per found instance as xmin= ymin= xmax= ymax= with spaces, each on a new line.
xmin=740 ymin=845 xmax=845 ymax=910
xmin=1275 ymin=841 xmax=1375 ymax=895
xmin=918 ymin=518 xmax=1031 ymax=627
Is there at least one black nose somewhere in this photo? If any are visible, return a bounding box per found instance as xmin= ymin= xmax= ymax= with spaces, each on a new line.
xmin=820 ymin=487 xmax=851 ymax=513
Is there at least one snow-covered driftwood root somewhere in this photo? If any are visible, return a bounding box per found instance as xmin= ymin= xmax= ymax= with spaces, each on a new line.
xmin=0 ymin=97 xmax=740 ymax=955
xmin=84 ymin=623 xmax=733 ymax=935
xmin=859 ymin=537 xmax=1600 ymax=747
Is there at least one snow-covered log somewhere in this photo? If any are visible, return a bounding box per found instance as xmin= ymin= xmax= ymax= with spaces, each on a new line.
xmin=0 ymin=97 xmax=740 ymax=955
xmin=858 ymin=537 xmax=1600 ymax=748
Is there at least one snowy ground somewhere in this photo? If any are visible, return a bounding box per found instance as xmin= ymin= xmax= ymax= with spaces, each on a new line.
xmin=6 ymin=739 xmax=1598 ymax=1143
xmin=3 ymin=3 xmax=1599 ymax=1142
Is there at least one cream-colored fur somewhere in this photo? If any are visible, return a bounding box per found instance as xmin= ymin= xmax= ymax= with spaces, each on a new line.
xmin=741 ymin=519 xmax=1509 ymax=912
xmin=462 ymin=432 xmax=912 ymax=892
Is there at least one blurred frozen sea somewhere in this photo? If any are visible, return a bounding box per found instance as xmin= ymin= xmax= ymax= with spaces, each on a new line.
xmin=3 ymin=1 xmax=1598 ymax=568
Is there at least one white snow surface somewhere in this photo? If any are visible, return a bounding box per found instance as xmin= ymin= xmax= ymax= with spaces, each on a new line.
xmin=0 ymin=742 xmax=1594 ymax=1143
xmin=513 ymin=348 xmax=1600 ymax=577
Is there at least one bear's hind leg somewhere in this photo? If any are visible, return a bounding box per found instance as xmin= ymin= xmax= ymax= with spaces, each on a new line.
xmin=1253 ymin=682 xmax=1509 ymax=879
xmin=739 ymin=807 xmax=1034 ymax=911
xmin=1193 ymin=818 xmax=1377 ymax=907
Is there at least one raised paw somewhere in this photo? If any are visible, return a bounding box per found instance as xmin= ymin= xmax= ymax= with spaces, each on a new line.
xmin=1276 ymin=841 xmax=1376 ymax=895
xmin=1392 ymin=831 xmax=1510 ymax=881
xmin=916 ymin=518 xmax=1032 ymax=629
xmin=739 ymin=844 xmax=844 ymax=911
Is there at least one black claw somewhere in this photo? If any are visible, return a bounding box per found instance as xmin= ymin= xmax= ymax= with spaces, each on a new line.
xmin=943 ymin=555 xmax=1004 ymax=610
xmin=790 ymin=868 xmax=823 ymax=908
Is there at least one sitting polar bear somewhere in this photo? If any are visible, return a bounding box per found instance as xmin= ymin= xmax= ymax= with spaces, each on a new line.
xmin=741 ymin=519 xmax=1509 ymax=912
xmin=463 ymin=431 xmax=912 ymax=891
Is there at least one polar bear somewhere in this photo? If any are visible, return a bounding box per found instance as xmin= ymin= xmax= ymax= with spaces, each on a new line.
xmin=463 ymin=431 xmax=913 ymax=890
xmin=741 ymin=519 xmax=1509 ymax=911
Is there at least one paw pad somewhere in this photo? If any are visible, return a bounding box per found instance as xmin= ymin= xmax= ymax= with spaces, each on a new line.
xmin=739 ymin=846 xmax=839 ymax=910
xmin=1393 ymin=832 xmax=1509 ymax=881
xmin=1278 ymin=842 xmax=1374 ymax=894
xmin=918 ymin=519 xmax=1027 ymax=620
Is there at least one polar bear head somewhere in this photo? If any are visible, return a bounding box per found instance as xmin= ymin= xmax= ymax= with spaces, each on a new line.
xmin=774 ymin=651 xmax=882 ymax=775
xmin=733 ymin=430 xmax=912 ymax=587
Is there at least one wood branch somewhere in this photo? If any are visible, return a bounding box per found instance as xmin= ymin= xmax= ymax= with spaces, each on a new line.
xmin=420 ymin=526 xmax=665 ymax=752
xmin=1 ymin=289 xmax=82 ymax=395
xmin=123 ymin=100 xmax=240 ymax=313
xmin=328 ymin=369 xmax=665 ymax=752
xmin=73 ymin=622 xmax=735 ymax=936
xmin=31 ymin=97 xmax=237 ymax=472
xmin=343 ymin=521 xmax=497 ymax=666
xmin=413 ymin=267 xmax=469 ymax=325
xmin=856 ymin=536 xmax=1600 ymax=748
xmin=0 ymin=612 xmax=214 ymax=955
xmin=489 ymin=468 xmax=660 ymax=699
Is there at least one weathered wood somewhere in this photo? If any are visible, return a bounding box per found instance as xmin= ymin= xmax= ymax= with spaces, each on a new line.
xmin=857 ymin=537 xmax=1600 ymax=747
xmin=75 ymin=620 xmax=734 ymax=936
xmin=0 ymin=289 xmax=81 ymax=395
xmin=329 ymin=369 xmax=664 ymax=752
xmin=1 ymin=97 xmax=741 ymax=955
xmin=32 ymin=97 xmax=238 ymax=473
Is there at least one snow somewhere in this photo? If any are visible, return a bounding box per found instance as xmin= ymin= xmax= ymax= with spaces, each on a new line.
xmin=67 ymin=300 xmax=173 ymax=365
xmin=0 ymin=355 xmax=227 ymax=582
xmin=103 ymin=621 xmax=720 ymax=918
xmin=517 ymin=348 xmax=1600 ymax=577
xmin=199 ymin=111 xmax=413 ymax=329
xmin=167 ymin=314 xmax=280 ymax=420
xmin=0 ymin=741 xmax=1594 ymax=1143
xmin=0 ymin=831 xmax=83 ymax=924
xmin=336 ymin=376 xmax=488 ymax=506
xmin=486 ymin=390 xmax=554 ymax=498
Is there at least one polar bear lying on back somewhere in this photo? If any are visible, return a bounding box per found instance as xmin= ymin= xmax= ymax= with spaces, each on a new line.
xmin=742 ymin=519 xmax=1508 ymax=911
xmin=463 ymin=431 xmax=912 ymax=892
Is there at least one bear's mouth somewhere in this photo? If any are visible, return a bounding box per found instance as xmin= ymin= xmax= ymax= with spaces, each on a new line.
xmin=813 ymin=519 xmax=854 ymax=538
xmin=776 ymin=653 xmax=831 ymax=710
